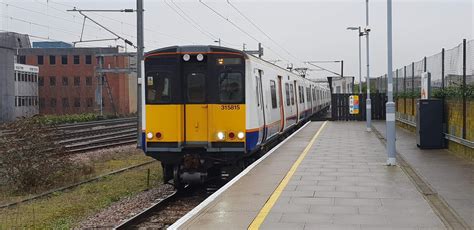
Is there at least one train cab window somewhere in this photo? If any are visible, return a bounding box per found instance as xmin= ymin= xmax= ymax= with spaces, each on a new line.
xmin=146 ymin=72 xmax=171 ymax=103
xmin=219 ymin=71 xmax=243 ymax=103
xmin=270 ymin=80 xmax=277 ymax=108
xmin=285 ymin=83 xmax=290 ymax=106
xmin=187 ymin=72 xmax=206 ymax=103
xmin=290 ymin=84 xmax=295 ymax=105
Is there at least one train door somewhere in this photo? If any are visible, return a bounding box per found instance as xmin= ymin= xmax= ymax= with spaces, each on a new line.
xmin=183 ymin=64 xmax=208 ymax=145
xmin=257 ymin=70 xmax=267 ymax=142
xmin=277 ymin=76 xmax=285 ymax=132
xmin=293 ymin=81 xmax=299 ymax=122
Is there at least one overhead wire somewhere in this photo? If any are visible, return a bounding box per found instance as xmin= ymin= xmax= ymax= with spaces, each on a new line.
xmin=47 ymin=0 xmax=194 ymax=44
xmin=226 ymin=0 xmax=302 ymax=64
xmin=198 ymin=0 xmax=289 ymax=63
xmin=2 ymin=15 xmax=81 ymax=38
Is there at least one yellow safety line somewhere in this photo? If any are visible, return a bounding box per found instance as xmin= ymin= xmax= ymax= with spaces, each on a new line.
xmin=248 ymin=121 xmax=328 ymax=230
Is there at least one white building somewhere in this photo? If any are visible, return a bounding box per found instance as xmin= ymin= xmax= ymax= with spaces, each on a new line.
xmin=14 ymin=63 xmax=39 ymax=119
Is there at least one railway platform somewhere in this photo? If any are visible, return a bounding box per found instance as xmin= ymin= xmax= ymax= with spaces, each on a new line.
xmin=170 ymin=121 xmax=472 ymax=230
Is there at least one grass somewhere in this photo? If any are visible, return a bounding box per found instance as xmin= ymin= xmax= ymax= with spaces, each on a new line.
xmin=0 ymin=161 xmax=162 ymax=229
xmin=0 ymin=149 xmax=162 ymax=229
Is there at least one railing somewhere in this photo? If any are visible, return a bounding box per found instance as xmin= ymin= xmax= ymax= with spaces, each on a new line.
xmin=396 ymin=116 xmax=473 ymax=149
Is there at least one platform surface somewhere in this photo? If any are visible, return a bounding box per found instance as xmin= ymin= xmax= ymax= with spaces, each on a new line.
xmin=179 ymin=121 xmax=447 ymax=230
xmin=373 ymin=121 xmax=474 ymax=229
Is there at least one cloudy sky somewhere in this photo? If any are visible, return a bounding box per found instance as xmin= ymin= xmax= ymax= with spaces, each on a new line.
xmin=1 ymin=0 xmax=472 ymax=81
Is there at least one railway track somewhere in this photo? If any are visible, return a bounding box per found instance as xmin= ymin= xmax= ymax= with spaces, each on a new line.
xmin=115 ymin=185 xmax=217 ymax=230
xmin=58 ymin=117 xmax=138 ymax=153
xmin=1 ymin=117 xmax=138 ymax=153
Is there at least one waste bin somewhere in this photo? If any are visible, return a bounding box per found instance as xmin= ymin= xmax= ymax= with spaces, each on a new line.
xmin=416 ymin=99 xmax=444 ymax=149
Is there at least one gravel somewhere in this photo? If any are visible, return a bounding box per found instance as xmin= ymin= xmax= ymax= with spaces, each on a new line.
xmin=78 ymin=184 xmax=175 ymax=229
xmin=135 ymin=193 xmax=208 ymax=230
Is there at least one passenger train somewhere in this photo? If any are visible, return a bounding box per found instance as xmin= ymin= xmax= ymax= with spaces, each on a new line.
xmin=142 ymin=45 xmax=330 ymax=187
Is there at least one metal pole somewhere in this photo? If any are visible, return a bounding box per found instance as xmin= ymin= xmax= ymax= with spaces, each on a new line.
xmin=365 ymin=0 xmax=372 ymax=132
xmin=137 ymin=0 xmax=144 ymax=149
xmin=462 ymin=39 xmax=466 ymax=139
xmin=386 ymin=0 xmax=396 ymax=165
xmin=358 ymin=27 xmax=362 ymax=94
xmin=341 ymin=60 xmax=344 ymax=78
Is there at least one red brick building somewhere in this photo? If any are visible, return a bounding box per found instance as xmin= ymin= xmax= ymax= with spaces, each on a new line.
xmin=18 ymin=47 xmax=137 ymax=115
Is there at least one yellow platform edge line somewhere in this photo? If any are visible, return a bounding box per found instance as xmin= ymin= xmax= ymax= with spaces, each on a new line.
xmin=248 ymin=121 xmax=328 ymax=230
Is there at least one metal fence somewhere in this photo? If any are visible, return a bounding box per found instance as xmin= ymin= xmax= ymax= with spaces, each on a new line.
xmin=372 ymin=39 xmax=474 ymax=145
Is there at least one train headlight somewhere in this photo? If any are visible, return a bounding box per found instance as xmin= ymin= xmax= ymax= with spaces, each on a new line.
xmin=146 ymin=132 xmax=154 ymax=140
xmin=216 ymin=132 xmax=225 ymax=141
xmin=237 ymin=132 xmax=245 ymax=140
xmin=183 ymin=54 xmax=191 ymax=62
xmin=196 ymin=53 xmax=204 ymax=61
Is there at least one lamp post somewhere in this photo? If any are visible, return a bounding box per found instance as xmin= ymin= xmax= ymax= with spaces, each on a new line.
xmin=386 ymin=0 xmax=396 ymax=165
xmin=347 ymin=26 xmax=362 ymax=94
xmin=364 ymin=0 xmax=372 ymax=132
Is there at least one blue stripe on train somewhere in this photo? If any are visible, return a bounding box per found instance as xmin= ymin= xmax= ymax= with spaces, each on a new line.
xmin=246 ymin=130 xmax=259 ymax=152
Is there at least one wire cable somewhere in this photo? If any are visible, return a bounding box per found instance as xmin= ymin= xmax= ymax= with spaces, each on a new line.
xmin=199 ymin=0 xmax=289 ymax=62
xmin=226 ymin=0 xmax=301 ymax=63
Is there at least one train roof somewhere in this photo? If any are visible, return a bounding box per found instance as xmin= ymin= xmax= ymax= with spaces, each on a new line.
xmin=145 ymin=45 xmax=246 ymax=57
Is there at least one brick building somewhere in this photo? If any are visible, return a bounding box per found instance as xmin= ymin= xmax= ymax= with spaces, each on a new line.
xmin=18 ymin=47 xmax=137 ymax=115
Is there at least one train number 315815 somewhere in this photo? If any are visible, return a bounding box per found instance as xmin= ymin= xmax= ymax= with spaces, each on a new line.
xmin=220 ymin=105 xmax=240 ymax=110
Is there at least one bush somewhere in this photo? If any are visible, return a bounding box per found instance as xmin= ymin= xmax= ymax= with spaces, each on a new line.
xmin=0 ymin=118 xmax=91 ymax=193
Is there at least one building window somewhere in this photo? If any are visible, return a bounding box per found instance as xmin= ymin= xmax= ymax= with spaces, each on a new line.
xmin=86 ymin=98 xmax=93 ymax=107
xmin=49 ymin=76 xmax=56 ymax=86
xmin=73 ymin=55 xmax=80 ymax=64
xmin=50 ymin=98 xmax=57 ymax=107
xmin=49 ymin=55 xmax=56 ymax=65
xmin=14 ymin=96 xmax=18 ymax=107
xmin=62 ymin=76 xmax=69 ymax=86
xmin=37 ymin=55 xmax=44 ymax=65
xmin=85 ymin=55 xmax=92 ymax=64
xmin=74 ymin=76 xmax=80 ymax=86
xmin=39 ymin=98 xmax=45 ymax=108
xmin=21 ymin=97 xmax=25 ymax=107
xmin=74 ymin=98 xmax=81 ymax=107
xmin=61 ymin=55 xmax=68 ymax=65
xmin=39 ymin=76 xmax=44 ymax=86
xmin=18 ymin=55 xmax=26 ymax=64
xmin=62 ymin=98 xmax=69 ymax=107
xmin=86 ymin=76 xmax=92 ymax=86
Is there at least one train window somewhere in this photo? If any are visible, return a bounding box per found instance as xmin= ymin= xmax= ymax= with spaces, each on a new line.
xmin=219 ymin=71 xmax=243 ymax=103
xmin=146 ymin=72 xmax=171 ymax=103
xmin=290 ymin=84 xmax=295 ymax=105
xmin=285 ymin=83 xmax=290 ymax=106
xmin=187 ymin=72 xmax=206 ymax=103
xmin=270 ymin=80 xmax=277 ymax=108
xmin=306 ymin=87 xmax=310 ymax=102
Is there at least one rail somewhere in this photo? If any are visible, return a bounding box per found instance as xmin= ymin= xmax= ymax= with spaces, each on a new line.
xmin=396 ymin=116 xmax=473 ymax=149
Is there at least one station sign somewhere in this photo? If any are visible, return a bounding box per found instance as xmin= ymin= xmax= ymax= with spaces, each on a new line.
xmin=421 ymin=72 xmax=431 ymax=99
xmin=349 ymin=95 xmax=359 ymax=114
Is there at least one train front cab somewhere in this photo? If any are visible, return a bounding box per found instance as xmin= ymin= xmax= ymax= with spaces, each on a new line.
xmin=143 ymin=47 xmax=247 ymax=186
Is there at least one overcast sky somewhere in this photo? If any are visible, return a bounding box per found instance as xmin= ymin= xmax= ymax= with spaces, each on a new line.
xmin=1 ymin=0 xmax=472 ymax=81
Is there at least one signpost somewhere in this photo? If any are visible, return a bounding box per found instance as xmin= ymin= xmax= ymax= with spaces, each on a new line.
xmin=349 ymin=95 xmax=360 ymax=115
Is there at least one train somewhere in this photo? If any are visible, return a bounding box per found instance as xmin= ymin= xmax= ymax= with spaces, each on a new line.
xmin=142 ymin=45 xmax=330 ymax=187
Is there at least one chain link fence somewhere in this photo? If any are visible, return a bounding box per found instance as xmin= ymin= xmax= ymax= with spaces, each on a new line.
xmin=373 ymin=39 xmax=473 ymax=145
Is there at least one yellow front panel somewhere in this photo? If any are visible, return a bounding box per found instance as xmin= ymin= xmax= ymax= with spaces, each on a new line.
xmin=185 ymin=104 xmax=209 ymax=142
xmin=208 ymin=104 xmax=246 ymax=142
xmin=146 ymin=105 xmax=183 ymax=142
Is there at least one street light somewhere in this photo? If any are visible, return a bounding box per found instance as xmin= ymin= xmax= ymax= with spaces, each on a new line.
xmin=386 ymin=0 xmax=396 ymax=165
xmin=347 ymin=26 xmax=363 ymax=94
